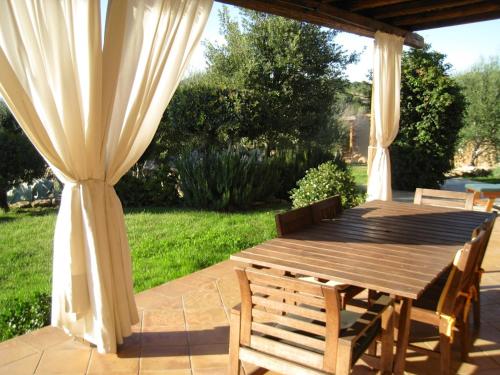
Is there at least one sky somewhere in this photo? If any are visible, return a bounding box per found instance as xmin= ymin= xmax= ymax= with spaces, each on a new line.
xmin=187 ymin=2 xmax=500 ymax=82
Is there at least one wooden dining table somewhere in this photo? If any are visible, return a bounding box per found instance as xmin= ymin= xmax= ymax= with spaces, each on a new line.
xmin=230 ymin=199 xmax=494 ymax=374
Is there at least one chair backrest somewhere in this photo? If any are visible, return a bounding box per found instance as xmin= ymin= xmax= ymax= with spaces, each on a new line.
xmin=275 ymin=205 xmax=313 ymax=237
xmin=472 ymin=212 xmax=497 ymax=273
xmin=275 ymin=196 xmax=342 ymax=237
xmin=310 ymin=195 xmax=342 ymax=224
xmin=414 ymin=188 xmax=475 ymax=210
xmin=437 ymin=229 xmax=487 ymax=316
xmin=235 ymin=267 xmax=342 ymax=373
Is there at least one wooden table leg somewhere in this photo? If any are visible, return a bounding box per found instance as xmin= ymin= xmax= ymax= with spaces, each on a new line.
xmin=394 ymin=298 xmax=413 ymax=375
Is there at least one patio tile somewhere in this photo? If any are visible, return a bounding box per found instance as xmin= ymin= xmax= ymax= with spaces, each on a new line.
xmin=187 ymin=325 xmax=229 ymax=346
xmin=192 ymin=366 xmax=228 ymax=374
xmin=0 ymin=352 xmax=41 ymax=375
xmin=34 ymin=340 xmax=91 ymax=375
xmin=140 ymin=345 xmax=190 ymax=371
xmin=18 ymin=326 xmax=72 ymax=351
xmin=86 ymin=347 xmax=140 ymax=374
xmin=0 ymin=336 xmax=40 ymax=367
xmin=184 ymin=307 xmax=228 ymax=327
xmin=140 ymin=370 xmax=191 ymax=375
xmin=189 ymin=344 xmax=229 ymax=369
xmin=143 ymin=309 xmax=186 ymax=329
xmin=141 ymin=326 xmax=189 ymax=347
xmin=183 ymin=291 xmax=224 ymax=312
xmin=135 ymin=291 xmax=183 ymax=310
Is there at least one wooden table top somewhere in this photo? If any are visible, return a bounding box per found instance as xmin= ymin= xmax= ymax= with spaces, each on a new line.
xmin=231 ymin=200 xmax=493 ymax=299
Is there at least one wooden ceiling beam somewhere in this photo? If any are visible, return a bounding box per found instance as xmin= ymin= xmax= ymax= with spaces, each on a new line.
xmin=389 ymin=2 xmax=500 ymax=27
xmin=412 ymin=10 xmax=500 ymax=30
xmin=367 ymin=0 xmax=483 ymax=20
xmin=343 ymin=0 xmax=413 ymax=12
xmin=217 ymin=0 xmax=425 ymax=48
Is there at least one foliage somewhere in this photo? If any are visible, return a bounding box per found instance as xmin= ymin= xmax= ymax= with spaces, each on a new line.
xmin=0 ymin=102 xmax=46 ymax=211
xmin=290 ymin=160 xmax=363 ymax=209
xmin=339 ymin=81 xmax=372 ymax=116
xmin=391 ymin=46 xmax=466 ymax=190
xmin=175 ymin=147 xmax=279 ymax=210
xmin=456 ymin=57 xmax=500 ymax=165
xmin=201 ymin=7 xmax=355 ymax=151
xmin=0 ymin=293 xmax=51 ymax=341
xmin=156 ymin=77 xmax=242 ymax=156
xmin=271 ymin=148 xmax=335 ymax=199
xmin=0 ymin=205 xmax=283 ymax=341
xmin=115 ymin=164 xmax=179 ymax=208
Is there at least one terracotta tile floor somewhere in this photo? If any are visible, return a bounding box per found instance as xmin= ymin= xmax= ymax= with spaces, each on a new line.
xmin=1 ymin=219 xmax=499 ymax=375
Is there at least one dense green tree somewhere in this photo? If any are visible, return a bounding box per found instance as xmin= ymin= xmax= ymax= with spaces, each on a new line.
xmin=0 ymin=101 xmax=46 ymax=211
xmin=203 ymin=8 xmax=356 ymax=152
xmin=391 ymin=46 xmax=466 ymax=190
xmin=456 ymin=57 xmax=500 ymax=165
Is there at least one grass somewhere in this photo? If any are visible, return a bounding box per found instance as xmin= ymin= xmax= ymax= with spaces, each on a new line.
xmin=470 ymin=166 xmax=500 ymax=184
xmin=0 ymin=205 xmax=285 ymax=319
xmin=350 ymin=163 xmax=368 ymax=188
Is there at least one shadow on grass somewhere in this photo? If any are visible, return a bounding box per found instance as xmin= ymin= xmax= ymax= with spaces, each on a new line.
xmin=0 ymin=216 xmax=15 ymax=224
xmin=124 ymin=202 xmax=290 ymax=216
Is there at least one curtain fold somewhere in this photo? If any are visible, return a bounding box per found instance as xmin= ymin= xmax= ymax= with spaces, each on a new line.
xmin=366 ymin=31 xmax=404 ymax=201
xmin=0 ymin=0 xmax=212 ymax=353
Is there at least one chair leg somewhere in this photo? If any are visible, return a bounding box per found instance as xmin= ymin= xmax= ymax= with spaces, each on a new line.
xmin=460 ymin=317 xmax=470 ymax=362
xmin=473 ymin=284 xmax=481 ymax=329
xmin=229 ymin=311 xmax=242 ymax=375
xmin=439 ymin=320 xmax=452 ymax=375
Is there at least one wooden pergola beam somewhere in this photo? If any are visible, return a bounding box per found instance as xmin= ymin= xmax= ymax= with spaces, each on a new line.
xmin=368 ymin=0 xmax=483 ymax=20
xmin=389 ymin=2 xmax=500 ymax=27
xmin=412 ymin=11 xmax=500 ymax=30
xmin=217 ymin=0 xmax=425 ymax=48
xmin=342 ymin=0 xmax=413 ymax=12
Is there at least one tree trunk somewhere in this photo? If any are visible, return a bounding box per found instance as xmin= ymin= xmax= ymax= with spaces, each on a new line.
xmin=0 ymin=189 xmax=9 ymax=212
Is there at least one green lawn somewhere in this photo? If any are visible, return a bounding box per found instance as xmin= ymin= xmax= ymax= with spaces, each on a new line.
xmin=0 ymin=205 xmax=284 ymax=316
xmin=350 ymin=164 xmax=368 ymax=188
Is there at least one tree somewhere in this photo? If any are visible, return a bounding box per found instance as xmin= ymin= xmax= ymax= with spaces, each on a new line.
xmin=391 ymin=46 xmax=466 ymax=190
xmin=456 ymin=57 xmax=500 ymax=165
xmin=203 ymin=8 xmax=357 ymax=152
xmin=0 ymin=102 xmax=46 ymax=211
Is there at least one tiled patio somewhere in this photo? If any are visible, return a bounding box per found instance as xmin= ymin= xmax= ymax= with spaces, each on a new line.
xmin=1 ymin=217 xmax=499 ymax=375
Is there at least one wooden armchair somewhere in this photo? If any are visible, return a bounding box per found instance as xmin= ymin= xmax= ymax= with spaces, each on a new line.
xmin=413 ymin=188 xmax=475 ymax=210
xmin=275 ymin=196 xmax=364 ymax=308
xmin=404 ymin=229 xmax=487 ymax=375
xmin=229 ymin=267 xmax=394 ymax=375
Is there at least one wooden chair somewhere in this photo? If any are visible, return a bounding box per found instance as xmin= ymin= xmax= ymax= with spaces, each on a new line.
xmin=403 ymin=229 xmax=487 ymax=375
xmin=413 ymin=188 xmax=475 ymax=210
xmin=274 ymin=195 xmax=342 ymax=236
xmin=229 ymin=267 xmax=394 ymax=375
xmin=275 ymin=196 xmax=364 ymax=308
xmin=471 ymin=213 xmax=497 ymax=328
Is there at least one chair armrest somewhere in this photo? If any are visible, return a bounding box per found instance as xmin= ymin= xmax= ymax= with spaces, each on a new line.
xmin=339 ymin=294 xmax=393 ymax=344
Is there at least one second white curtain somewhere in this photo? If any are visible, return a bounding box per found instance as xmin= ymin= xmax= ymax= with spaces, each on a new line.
xmin=367 ymin=31 xmax=404 ymax=201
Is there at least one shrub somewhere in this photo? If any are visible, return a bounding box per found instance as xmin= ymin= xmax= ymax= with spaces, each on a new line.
xmin=115 ymin=164 xmax=179 ymax=208
xmin=272 ymin=148 xmax=335 ymax=199
xmin=290 ymin=161 xmax=362 ymax=209
xmin=0 ymin=293 xmax=51 ymax=341
xmin=176 ymin=147 xmax=279 ymax=210
xmin=391 ymin=46 xmax=465 ymax=190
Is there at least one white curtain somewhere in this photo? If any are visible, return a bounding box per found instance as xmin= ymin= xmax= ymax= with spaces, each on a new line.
xmin=0 ymin=0 xmax=212 ymax=353
xmin=367 ymin=31 xmax=404 ymax=201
